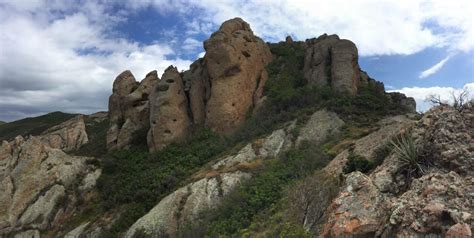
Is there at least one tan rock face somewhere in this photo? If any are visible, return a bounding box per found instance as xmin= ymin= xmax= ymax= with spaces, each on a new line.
xmin=147 ymin=66 xmax=191 ymax=152
xmin=303 ymin=34 xmax=359 ymax=95
xmin=107 ymin=70 xmax=158 ymax=151
xmin=39 ymin=115 xmax=88 ymax=151
xmin=322 ymin=105 xmax=474 ymax=237
xmin=203 ymin=17 xmax=273 ymax=134
xmin=182 ymin=58 xmax=210 ymax=125
xmin=0 ymin=136 xmax=99 ymax=236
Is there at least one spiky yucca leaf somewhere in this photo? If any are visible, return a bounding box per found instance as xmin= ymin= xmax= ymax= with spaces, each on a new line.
xmin=391 ymin=133 xmax=423 ymax=175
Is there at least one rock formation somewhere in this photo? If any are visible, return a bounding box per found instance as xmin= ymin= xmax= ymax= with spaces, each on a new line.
xmin=203 ymin=17 xmax=273 ymax=134
xmin=107 ymin=17 xmax=273 ymax=151
xmin=0 ymin=135 xmax=100 ymax=237
xmin=147 ymin=66 xmax=191 ymax=152
xmin=38 ymin=115 xmax=88 ymax=151
xmin=322 ymin=105 xmax=473 ymax=237
xmin=107 ymin=70 xmax=158 ymax=151
xmin=125 ymin=122 xmax=296 ymax=237
xmin=182 ymin=58 xmax=210 ymax=125
xmin=304 ymin=34 xmax=359 ymax=95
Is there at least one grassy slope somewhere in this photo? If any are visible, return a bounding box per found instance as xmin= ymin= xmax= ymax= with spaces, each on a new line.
xmin=0 ymin=111 xmax=77 ymax=142
xmin=0 ymin=121 xmax=5 ymax=125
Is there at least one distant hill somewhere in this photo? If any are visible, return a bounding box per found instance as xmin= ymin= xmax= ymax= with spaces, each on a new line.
xmin=0 ymin=111 xmax=77 ymax=142
xmin=0 ymin=121 xmax=5 ymax=125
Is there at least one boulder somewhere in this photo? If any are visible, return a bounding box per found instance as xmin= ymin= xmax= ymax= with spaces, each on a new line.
xmin=125 ymin=172 xmax=252 ymax=238
xmin=324 ymin=115 xmax=415 ymax=175
xmin=203 ymin=17 xmax=273 ymax=134
xmin=295 ymin=110 xmax=345 ymax=147
xmin=107 ymin=70 xmax=158 ymax=151
xmin=147 ymin=66 xmax=191 ymax=152
xmin=38 ymin=115 xmax=88 ymax=151
xmin=322 ymin=171 xmax=388 ymax=237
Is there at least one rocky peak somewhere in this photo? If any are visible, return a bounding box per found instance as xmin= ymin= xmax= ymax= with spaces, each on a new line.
xmin=203 ymin=17 xmax=272 ymax=134
xmin=112 ymin=70 xmax=136 ymax=95
xmin=147 ymin=66 xmax=191 ymax=152
xmin=107 ymin=70 xmax=158 ymax=151
xmin=38 ymin=115 xmax=89 ymax=151
xmin=304 ymin=33 xmax=359 ymax=95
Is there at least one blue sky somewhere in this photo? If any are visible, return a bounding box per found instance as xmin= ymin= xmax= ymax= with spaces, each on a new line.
xmin=0 ymin=0 xmax=473 ymax=121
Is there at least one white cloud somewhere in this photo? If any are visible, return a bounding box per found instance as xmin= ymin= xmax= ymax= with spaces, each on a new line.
xmin=390 ymin=83 xmax=474 ymax=112
xmin=419 ymin=55 xmax=451 ymax=79
xmin=130 ymin=0 xmax=473 ymax=56
xmin=0 ymin=1 xmax=192 ymax=121
xmin=182 ymin=37 xmax=203 ymax=51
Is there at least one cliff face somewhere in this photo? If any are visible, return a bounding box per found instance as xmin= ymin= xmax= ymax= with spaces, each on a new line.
xmin=106 ymin=18 xmax=415 ymax=152
xmin=0 ymin=116 xmax=100 ymax=237
xmin=107 ymin=18 xmax=273 ymax=152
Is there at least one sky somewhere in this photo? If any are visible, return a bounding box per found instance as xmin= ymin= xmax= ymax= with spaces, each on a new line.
xmin=0 ymin=0 xmax=473 ymax=122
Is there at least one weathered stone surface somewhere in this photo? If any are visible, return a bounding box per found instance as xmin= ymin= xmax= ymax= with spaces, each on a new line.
xmin=13 ymin=229 xmax=40 ymax=238
xmin=330 ymin=39 xmax=359 ymax=95
xmin=0 ymin=135 xmax=97 ymax=236
xmin=107 ymin=70 xmax=158 ymax=151
xmin=147 ymin=66 xmax=191 ymax=152
xmin=387 ymin=172 xmax=473 ymax=236
xmin=322 ymin=104 xmax=474 ymax=237
xmin=304 ymin=34 xmax=359 ymax=95
xmin=445 ymin=223 xmax=472 ymax=238
xmin=125 ymin=172 xmax=251 ymax=238
xmin=389 ymin=92 xmax=417 ymax=113
xmin=322 ymin=172 xmax=388 ymax=237
xmin=213 ymin=123 xmax=295 ymax=170
xmin=296 ymin=110 xmax=345 ymax=147
xmin=204 ymin=17 xmax=273 ymax=134
xmin=65 ymin=222 xmax=90 ymax=238
xmin=324 ymin=114 xmax=414 ymax=175
xmin=183 ymin=58 xmax=211 ymax=125
xmin=39 ymin=115 xmax=88 ymax=151
xmin=413 ymin=105 xmax=473 ymax=176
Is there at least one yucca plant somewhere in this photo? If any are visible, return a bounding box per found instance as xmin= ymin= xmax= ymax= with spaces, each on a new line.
xmin=391 ymin=133 xmax=423 ymax=176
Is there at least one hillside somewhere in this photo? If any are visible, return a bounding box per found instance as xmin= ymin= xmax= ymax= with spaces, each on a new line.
xmin=0 ymin=18 xmax=472 ymax=238
xmin=0 ymin=111 xmax=77 ymax=142
xmin=0 ymin=121 xmax=5 ymax=125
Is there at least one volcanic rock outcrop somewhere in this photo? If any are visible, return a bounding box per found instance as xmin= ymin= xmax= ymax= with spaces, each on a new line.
xmin=107 ymin=70 xmax=158 ymax=150
xmin=304 ymin=34 xmax=360 ymax=95
xmin=107 ymin=18 xmax=273 ymax=151
xmin=148 ymin=66 xmax=191 ymax=151
xmin=322 ymin=105 xmax=473 ymax=237
xmin=201 ymin=17 xmax=273 ymax=133
xmin=0 ymin=135 xmax=99 ymax=237
xmin=38 ymin=115 xmax=88 ymax=151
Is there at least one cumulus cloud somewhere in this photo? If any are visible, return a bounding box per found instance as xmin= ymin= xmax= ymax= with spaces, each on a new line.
xmin=130 ymin=0 xmax=474 ymax=56
xmin=1 ymin=0 xmax=473 ymax=121
xmin=390 ymin=83 xmax=474 ymax=112
xmin=0 ymin=1 xmax=192 ymax=121
xmin=419 ymin=55 xmax=451 ymax=79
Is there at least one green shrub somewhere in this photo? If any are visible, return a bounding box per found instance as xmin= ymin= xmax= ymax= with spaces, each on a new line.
xmin=204 ymin=143 xmax=331 ymax=236
xmin=97 ymin=129 xmax=229 ymax=234
xmin=343 ymin=153 xmax=374 ymax=174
